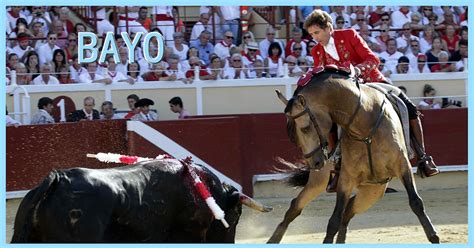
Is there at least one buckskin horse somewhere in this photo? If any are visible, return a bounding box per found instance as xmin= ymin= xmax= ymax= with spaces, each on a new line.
xmin=268 ymin=67 xmax=439 ymax=244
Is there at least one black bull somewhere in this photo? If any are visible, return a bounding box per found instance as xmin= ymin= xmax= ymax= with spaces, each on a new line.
xmin=12 ymin=159 xmax=271 ymax=243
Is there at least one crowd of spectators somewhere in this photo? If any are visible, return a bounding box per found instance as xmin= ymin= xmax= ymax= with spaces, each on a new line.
xmin=5 ymin=5 xmax=468 ymax=86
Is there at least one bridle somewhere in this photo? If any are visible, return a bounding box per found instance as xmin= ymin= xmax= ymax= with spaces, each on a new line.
xmin=286 ymin=80 xmax=362 ymax=163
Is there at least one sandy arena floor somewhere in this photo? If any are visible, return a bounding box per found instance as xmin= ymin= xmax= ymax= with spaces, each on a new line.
xmin=6 ymin=187 xmax=467 ymax=244
xmin=235 ymin=187 xmax=467 ymax=244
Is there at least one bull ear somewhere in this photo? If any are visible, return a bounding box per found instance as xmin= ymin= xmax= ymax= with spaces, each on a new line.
xmin=297 ymin=94 xmax=306 ymax=107
xmin=275 ymin=90 xmax=288 ymax=105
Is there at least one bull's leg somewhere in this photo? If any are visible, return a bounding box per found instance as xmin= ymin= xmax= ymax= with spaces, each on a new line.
xmin=267 ymin=165 xmax=331 ymax=243
xmin=322 ymin=175 xmax=354 ymax=244
xmin=400 ymin=170 xmax=440 ymax=243
xmin=336 ymin=184 xmax=387 ymax=243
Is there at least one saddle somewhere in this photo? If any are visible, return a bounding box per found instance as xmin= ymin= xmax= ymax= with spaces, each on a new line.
xmin=297 ymin=64 xmax=356 ymax=87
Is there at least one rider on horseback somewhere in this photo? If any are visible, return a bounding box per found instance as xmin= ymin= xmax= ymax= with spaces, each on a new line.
xmin=302 ymin=9 xmax=439 ymax=192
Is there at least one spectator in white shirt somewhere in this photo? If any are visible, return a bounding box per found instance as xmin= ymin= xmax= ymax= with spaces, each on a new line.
xmin=26 ymin=6 xmax=52 ymax=35
xmin=7 ymin=6 xmax=27 ymax=32
xmin=32 ymin=63 xmax=60 ymax=85
xmin=6 ymin=109 xmax=22 ymax=127
xmin=214 ymin=31 xmax=236 ymax=60
xmin=396 ymin=22 xmax=419 ymax=54
xmin=330 ymin=6 xmax=351 ymax=28
xmin=392 ymin=56 xmax=413 ymax=74
xmin=372 ymin=13 xmax=396 ymax=38
xmin=171 ymin=32 xmax=189 ymax=62
xmin=351 ymin=13 xmax=371 ymax=30
xmin=12 ymin=33 xmax=34 ymax=61
xmin=219 ymin=6 xmax=241 ymax=45
xmin=69 ymin=54 xmax=86 ymax=83
xmin=412 ymin=54 xmax=431 ymax=73
xmin=115 ymin=47 xmax=129 ymax=76
xmin=259 ymin=26 xmax=285 ymax=59
xmin=405 ymin=39 xmax=423 ymax=71
xmin=37 ymin=32 xmax=60 ymax=65
xmin=285 ymin=55 xmax=303 ymax=77
xmin=165 ymin=54 xmax=186 ymax=80
xmin=191 ymin=13 xmax=211 ymax=42
xmin=152 ymin=6 xmax=175 ymax=47
xmin=105 ymin=55 xmax=127 ymax=83
xmin=125 ymin=62 xmax=144 ymax=84
xmin=379 ymin=38 xmax=404 ymax=74
xmin=223 ymin=54 xmax=248 ymax=79
xmin=79 ymin=61 xmax=112 ymax=84
xmin=391 ymin=6 xmax=412 ymax=29
xmin=30 ymin=21 xmax=47 ymax=50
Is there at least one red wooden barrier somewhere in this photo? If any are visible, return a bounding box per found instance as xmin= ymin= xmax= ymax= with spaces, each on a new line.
xmin=6 ymin=109 xmax=467 ymax=195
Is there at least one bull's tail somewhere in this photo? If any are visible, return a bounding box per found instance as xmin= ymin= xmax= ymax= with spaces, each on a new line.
xmin=11 ymin=170 xmax=60 ymax=243
xmin=273 ymin=157 xmax=310 ymax=188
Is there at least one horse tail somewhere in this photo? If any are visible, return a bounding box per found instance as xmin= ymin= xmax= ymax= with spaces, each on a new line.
xmin=273 ymin=157 xmax=310 ymax=187
xmin=287 ymin=168 xmax=310 ymax=187
xmin=11 ymin=170 xmax=60 ymax=243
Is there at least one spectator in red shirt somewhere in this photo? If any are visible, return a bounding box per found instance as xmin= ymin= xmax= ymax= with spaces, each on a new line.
xmin=441 ymin=24 xmax=460 ymax=55
xmin=143 ymin=62 xmax=177 ymax=81
xmin=57 ymin=65 xmax=74 ymax=84
xmin=285 ymin=27 xmax=307 ymax=58
xmin=367 ymin=6 xmax=385 ymax=27
xmin=430 ymin=51 xmax=456 ymax=72
xmin=58 ymin=7 xmax=75 ymax=34
xmin=124 ymin=94 xmax=140 ymax=119
xmin=64 ymin=33 xmax=78 ymax=61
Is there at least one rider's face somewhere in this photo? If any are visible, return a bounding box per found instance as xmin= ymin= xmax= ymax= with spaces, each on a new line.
xmin=307 ymin=25 xmax=331 ymax=46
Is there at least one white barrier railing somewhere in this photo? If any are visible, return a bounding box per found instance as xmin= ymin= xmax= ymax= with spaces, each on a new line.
xmin=6 ymin=71 xmax=468 ymax=124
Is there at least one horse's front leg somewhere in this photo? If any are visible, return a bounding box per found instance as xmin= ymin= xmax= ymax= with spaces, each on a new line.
xmin=268 ymin=166 xmax=331 ymax=243
xmin=323 ymin=175 xmax=354 ymax=244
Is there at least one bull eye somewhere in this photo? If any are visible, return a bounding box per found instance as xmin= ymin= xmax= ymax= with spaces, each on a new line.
xmin=301 ymin=126 xmax=311 ymax=134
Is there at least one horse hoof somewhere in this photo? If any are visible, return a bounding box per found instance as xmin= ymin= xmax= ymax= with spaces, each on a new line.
xmin=429 ymin=234 xmax=440 ymax=244
xmin=267 ymin=237 xmax=281 ymax=244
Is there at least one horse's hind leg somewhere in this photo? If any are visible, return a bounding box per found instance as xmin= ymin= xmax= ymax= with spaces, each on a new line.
xmin=336 ymin=183 xmax=387 ymax=243
xmin=267 ymin=166 xmax=331 ymax=243
xmin=322 ymin=176 xmax=355 ymax=244
xmin=400 ymin=169 xmax=440 ymax=243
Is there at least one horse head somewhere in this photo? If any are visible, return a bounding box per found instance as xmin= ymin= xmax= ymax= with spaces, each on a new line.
xmin=278 ymin=90 xmax=333 ymax=170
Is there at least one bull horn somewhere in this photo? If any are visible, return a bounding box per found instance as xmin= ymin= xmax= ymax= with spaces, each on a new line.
xmin=275 ymin=90 xmax=288 ymax=105
xmin=239 ymin=193 xmax=273 ymax=212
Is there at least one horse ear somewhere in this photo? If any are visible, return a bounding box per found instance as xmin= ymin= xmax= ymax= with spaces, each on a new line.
xmin=297 ymin=94 xmax=306 ymax=107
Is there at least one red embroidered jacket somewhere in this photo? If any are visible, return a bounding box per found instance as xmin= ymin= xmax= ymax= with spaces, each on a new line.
xmin=311 ymin=29 xmax=386 ymax=83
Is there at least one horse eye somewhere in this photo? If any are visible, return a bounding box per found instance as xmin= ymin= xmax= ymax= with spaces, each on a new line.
xmin=301 ymin=126 xmax=311 ymax=134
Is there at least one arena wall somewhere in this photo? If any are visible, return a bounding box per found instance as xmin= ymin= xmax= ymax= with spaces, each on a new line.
xmin=6 ymin=109 xmax=467 ymax=196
